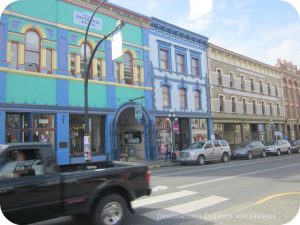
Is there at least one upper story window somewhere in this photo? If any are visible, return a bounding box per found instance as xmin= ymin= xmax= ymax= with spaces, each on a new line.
xmin=250 ymin=78 xmax=254 ymax=91
xmin=46 ymin=49 xmax=53 ymax=74
xmin=11 ymin=42 xmax=19 ymax=69
xmin=219 ymin=95 xmax=224 ymax=112
xmin=262 ymin=101 xmax=265 ymax=115
xmin=229 ymin=73 xmax=234 ymax=88
xmin=70 ymin=54 xmax=76 ymax=77
xmin=97 ymin=59 xmax=103 ymax=80
xmin=176 ymin=53 xmax=185 ymax=74
xmin=136 ymin=66 xmax=142 ymax=84
xmin=191 ymin=57 xmax=200 ymax=77
xmin=275 ymin=84 xmax=278 ymax=97
xmin=270 ymin=102 xmax=273 ymax=116
xmin=80 ymin=43 xmax=92 ymax=78
xmin=124 ymin=52 xmax=133 ymax=85
xmin=267 ymin=83 xmax=271 ymax=95
xmin=259 ymin=80 xmax=263 ymax=93
xmin=232 ymin=97 xmax=236 ymax=113
xmin=179 ymin=88 xmax=187 ymax=109
xmin=243 ymin=99 xmax=247 ymax=114
xmin=253 ymin=100 xmax=256 ymax=114
xmin=217 ymin=69 xmax=222 ymax=85
xmin=159 ymin=48 xmax=170 ymax=70
xmin=195 ymin=90 xmax=202 ymax=111
xmin=277 ymin=104 xmax=280 ymax=116
xmin=241 ymin=76 xmax=245 ymax=90
xmin=115 ymin=62 xmax=121 ymax=82
xmin=162 ymin=85 xmax=170 ymax=108
xmin=25 ymin=30 xmax=41 ymax=72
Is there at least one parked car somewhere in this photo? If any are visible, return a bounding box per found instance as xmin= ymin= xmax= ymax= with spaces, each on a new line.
xmin=231 ymin=141 xmax=267 ymax=160
xmin=265 ymin=140 xmax=291 ymax=156
xmin=0 ymin=143 xmax=151 ymax=225
xmin=290 ymin=140 xmax=300 ymax=154
xmin=179 ymin=140 xmax=231 ymax=165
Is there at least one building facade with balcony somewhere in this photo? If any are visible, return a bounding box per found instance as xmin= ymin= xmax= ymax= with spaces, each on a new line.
xmin=208 ymin=44 xmax=285 ymax=147
xmin=0 ymin=0 xmax=156 ymax=164
xmin=276 ymin=59 xmax=300 ymax=140
xmin=149 ymin=18 xmax=212 ymax=158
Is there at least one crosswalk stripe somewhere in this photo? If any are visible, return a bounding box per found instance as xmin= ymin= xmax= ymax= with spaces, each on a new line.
xmin=151 ymin=186 xmax=168 ymax=192
xmin=132 ymin=190 xmax=197 ymax=208
xmin=142 ymin=195 xmax=229 ymax=221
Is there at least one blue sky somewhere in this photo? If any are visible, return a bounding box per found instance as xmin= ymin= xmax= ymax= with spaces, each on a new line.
xmin=109 ymin=0 xmax=300 ymax=67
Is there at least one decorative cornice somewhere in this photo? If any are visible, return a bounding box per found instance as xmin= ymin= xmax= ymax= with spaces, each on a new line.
xmin=150 ymin=17 xmax=208 ymax=47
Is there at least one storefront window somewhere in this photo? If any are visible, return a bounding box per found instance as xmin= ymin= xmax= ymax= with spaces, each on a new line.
xmin=6 ymin=113 xmax=55 ymax=146
xmin=69 ymin=115 xmax=105 ymax=156
xmin=32 ymin=114 xmax=55 ymax=145
xmin=191 ymin=119 xmax=207 ymax=142
xmin=156 ymin=118 xmax=172 ymax=158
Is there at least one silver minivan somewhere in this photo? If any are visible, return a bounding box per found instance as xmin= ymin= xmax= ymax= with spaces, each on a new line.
xmin=179 ymin=140 xmax=231 ymax=165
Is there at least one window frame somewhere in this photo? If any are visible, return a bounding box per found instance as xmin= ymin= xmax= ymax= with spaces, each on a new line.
xmin=11 ymin=42 xmax=19 ymax=69
xmin=25 ymin=30 xmax=41 ymax=72
xmin=179 ymin=88 xmax=187 ymax=110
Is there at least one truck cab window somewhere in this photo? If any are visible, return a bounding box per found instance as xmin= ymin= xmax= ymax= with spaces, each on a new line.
xmin=0 ymin=149 xmax=45 ymax=178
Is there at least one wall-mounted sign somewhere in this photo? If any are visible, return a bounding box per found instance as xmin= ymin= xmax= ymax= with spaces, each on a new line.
xmin=125 ymin=130 xmax=142 ymax=144
xmin=135 ymin=104 xmax=143 ymax=122
xmin=74 ymin=11 xmax=102 ymax=31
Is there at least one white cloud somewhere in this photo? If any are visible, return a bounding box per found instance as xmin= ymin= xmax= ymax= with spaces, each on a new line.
xmin=190 ymin=0 xmax=213 ymax=20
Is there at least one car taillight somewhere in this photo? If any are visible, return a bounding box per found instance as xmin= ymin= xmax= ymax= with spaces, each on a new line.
xmin=146 ymin=170 xmax=151 ymax=185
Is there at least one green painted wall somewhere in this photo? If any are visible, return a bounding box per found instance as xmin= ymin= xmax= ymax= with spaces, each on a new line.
xmin=6 ymin=74 xmax=56 ymax=105
xmin=69 ymin=81 xmax=107 ymax=108
xmin=115 ymin=87 xmax=145 ymax=107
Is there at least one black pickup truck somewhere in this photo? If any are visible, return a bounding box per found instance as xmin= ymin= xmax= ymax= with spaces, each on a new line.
xmin=0 ymin=143 xmax=151 ymax=225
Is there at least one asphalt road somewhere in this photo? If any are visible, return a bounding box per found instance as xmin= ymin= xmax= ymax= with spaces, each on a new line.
xmin=31 ymin=154 xmax=300 ymax=225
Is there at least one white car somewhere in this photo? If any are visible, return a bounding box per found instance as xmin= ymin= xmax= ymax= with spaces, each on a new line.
xmin=265 ymin=140 xmax=291 ymax=156
xmin=179 ymin=140 xmax=231 ymax=165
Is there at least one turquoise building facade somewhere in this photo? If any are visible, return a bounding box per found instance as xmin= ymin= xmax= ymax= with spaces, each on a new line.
xmin=0 ymin=0 xmax=156 ymax=164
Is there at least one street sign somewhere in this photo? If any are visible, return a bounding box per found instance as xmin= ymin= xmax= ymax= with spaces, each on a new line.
xmin=135 ymin=103 xmax=143 ymax=122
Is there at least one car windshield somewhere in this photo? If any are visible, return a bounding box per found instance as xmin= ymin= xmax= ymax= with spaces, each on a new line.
xmin=188 ymin=142 xmax=205 ymax=149
xmin=269 ymin=141 xmax=278 ymax=145
xmin=238 ymin=143 xmax=250 ymax=148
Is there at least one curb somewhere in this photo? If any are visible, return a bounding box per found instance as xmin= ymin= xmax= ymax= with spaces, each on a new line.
xmin=148 ymin=162 xmax=180 ymax=169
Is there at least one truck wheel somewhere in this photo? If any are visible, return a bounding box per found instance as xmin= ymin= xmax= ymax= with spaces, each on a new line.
xmin=221 ymin=153 xmax=229 ymax=163
xmin=93 ymin=194 xmax=128 ymax=225
xmin=196 ymin=155 xmax=205 ymax=166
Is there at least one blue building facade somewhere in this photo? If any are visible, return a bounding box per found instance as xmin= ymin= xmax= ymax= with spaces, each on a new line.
xmin=149 ymin=18 xmax=213 ymax=158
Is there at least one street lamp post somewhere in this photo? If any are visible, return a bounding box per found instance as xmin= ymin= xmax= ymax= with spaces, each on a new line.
xmin=83 ymin=0 xmax=126 ymax=162
xmin=168 ymin=110 xmax=177 ymax=161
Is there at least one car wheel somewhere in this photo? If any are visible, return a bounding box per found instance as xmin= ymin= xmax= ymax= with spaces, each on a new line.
xmin=261 ymin=150 xmax=267 ymax=158
xmin=287 ymin=148 xmax=291 ymax=155
xmin=221 ymin=153 xmax=229 ymax=163
xmin=276 ymin=149 xmax=281 ymax=156
xmin=247 ymin=151 xmax=253 ymax=160
xmin=196 ymin=155 xmax=205 ymax=166
xmin=93 ymin=194 xmax=128 ymax=225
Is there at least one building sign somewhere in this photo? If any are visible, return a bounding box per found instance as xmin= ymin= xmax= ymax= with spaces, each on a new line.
xmin=124 ymin=130 xmax=142 ymax=144
xmin=135 ymin=104 xmax=143 ymax=122
xmin=74 ymin=11 xmax=102 ymax=31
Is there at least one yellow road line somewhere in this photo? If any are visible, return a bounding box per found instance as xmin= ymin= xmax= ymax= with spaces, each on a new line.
xmin=256 ymin=192 xmax=300 ymax=205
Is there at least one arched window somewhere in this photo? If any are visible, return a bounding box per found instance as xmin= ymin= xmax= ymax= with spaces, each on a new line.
xmin=124 ymin=52 xmax=133 ymax=85
xmin=80 ymin=43 xmax=93 ymax=79
xmin=25 ymin=30 xmax=40 ymax=72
